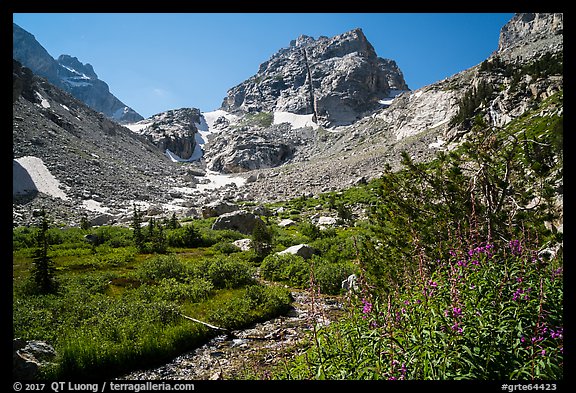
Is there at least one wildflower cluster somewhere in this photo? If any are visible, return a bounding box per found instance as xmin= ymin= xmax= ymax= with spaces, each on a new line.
xmin=280 ymin=237 xmax=563 ymax=380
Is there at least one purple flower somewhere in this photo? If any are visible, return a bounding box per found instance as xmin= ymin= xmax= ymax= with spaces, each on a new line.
xmin=512 ymin=288 xmax=530 ymax=301
xmin=428 ymin=280 xmax=438 ymax=288
xmin=541 ymin=350 xmax=546 ymax=356
xmin=361 ymin=298 xmax=372 ymax=314
xmin=509 ymin=239 xmax=522 ymax=255
xmin=452 ymin=307 xmax=462 ymax=317
xmin=451 ymin=322 xmax=463 ymax=334
xmin=550 ymin=328 xmax=563 ymax=340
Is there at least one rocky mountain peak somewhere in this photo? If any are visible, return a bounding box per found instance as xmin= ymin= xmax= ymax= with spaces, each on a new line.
xmin=57 ymin=54 xmax=99 ymax=79
xmin=13 ymin=23 xmax=143 ymax=125
xmin=221 ymin=28 xmax=408 ymax=127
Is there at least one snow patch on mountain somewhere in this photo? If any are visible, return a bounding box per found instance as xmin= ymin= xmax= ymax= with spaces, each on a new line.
xmin=13 ymin=156 xmax=69 ymax=200
xmin=273 ymin=112 xmax=319 ymax=130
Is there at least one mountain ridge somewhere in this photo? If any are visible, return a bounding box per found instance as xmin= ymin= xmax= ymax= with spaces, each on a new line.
xmin=12 ymin=13 xmax=563 ymax=228
xmin=13 ymin=23 xmax=143 ymax=124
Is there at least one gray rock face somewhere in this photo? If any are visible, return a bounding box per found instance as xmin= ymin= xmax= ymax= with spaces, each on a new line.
xmin=13 ymin=23 xmax=143 ymax=124
xmin=130 ymin=108 xmax=202 ymax=160
xmin=221 ymin=28 xmax=408 ymax=127
xmin=497 ymin=13 xmax=563 ymax=61
xmin=206 ymin=126 xmax=295 ymax=173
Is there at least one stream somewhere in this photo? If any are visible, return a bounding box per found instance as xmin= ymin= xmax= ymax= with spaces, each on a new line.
xmin=118 ymin=290 xmax=349 ymax=380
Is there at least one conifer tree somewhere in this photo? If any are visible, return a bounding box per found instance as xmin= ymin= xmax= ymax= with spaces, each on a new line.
xmin=131 ymin=203 xmax=145 ymax=252
xmin=31 ymin=208 xmax=57 ymax=294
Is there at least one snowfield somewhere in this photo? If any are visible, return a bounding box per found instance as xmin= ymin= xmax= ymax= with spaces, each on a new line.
xmin=273 ymin=111 xmax=318 ymax=130
xmin=13 ymin=156 xmax=69 ymax=200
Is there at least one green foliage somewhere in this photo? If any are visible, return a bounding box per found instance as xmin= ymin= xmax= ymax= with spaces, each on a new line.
xmin=166 ymin=224 xmax=201 ymax=248
xmin=299 ymin=221 xmax=321 ymax=241
xmin=131 ymin=204 xmax=145 ymax=252
xmin=313 ymin=257 xmax=357 ymax=295
xmin=207 ymin=284 xmax=291 ymax=329
xmin=205 ymin=256 xmax=256 ymax=289
xmin=261 ymin=253 xmax=309 ymax=288
xmin=450 ymin=80 xmax=494 ymax=128
xmin=277 ymin=239 xmax=563 ymax=380
xmin=135 ymin=254 xmax=189 ymax=282
xmin=252 ymin=219 xmax=273 ymax=259
xmin=138 ymin=278 xmax=214 ymax=303
xmin=234 ymin=111 xmax=274 ymax=129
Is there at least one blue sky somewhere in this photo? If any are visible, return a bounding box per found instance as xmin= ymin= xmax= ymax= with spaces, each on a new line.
xmin=13 ymin=13 xmax=515 ymax=119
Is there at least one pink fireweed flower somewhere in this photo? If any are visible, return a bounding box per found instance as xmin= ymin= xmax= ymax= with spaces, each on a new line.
xmin=550 ymin=328 xmax=563 ymax=340
xmin=361 ymin=298 xmax=372 ymax=318
xmin=509 ymin=239 xmax=522 ymax=255
xmin=512 ymin=287 xmax=531 ymax=301
xmin=452 ymin=307 xmax=462 ymax=317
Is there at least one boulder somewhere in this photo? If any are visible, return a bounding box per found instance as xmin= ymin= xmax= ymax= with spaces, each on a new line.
xmin=233 ymin=238 xmax=252 ymax=251
xmin=13 ymin=339 xmax=57 ymax=380
xmin=146 ymin=204 xmax=164 ymax=216
xmin=211 ymin=210 xmax=264 ymax=235
xmin=88 ymin=213 xmax=115 ymax=227
xmin=317 ymin=216 xmax=337 ymax=226
xmin=277 ymin=244 xmax=315 ymax=259
xmin=201 ymin=200 xmax=239 ymax=218
xmin=252 ymin=205 xmax=272 ymax=217
xmin=278 ymin=218 xmax=296 ymax=227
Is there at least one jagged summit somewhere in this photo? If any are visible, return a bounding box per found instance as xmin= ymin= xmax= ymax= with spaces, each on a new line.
xmin=221 ymin=28 xmax=409 ymax=127
xmin=13 ymin=23 xmax=143 ymax=124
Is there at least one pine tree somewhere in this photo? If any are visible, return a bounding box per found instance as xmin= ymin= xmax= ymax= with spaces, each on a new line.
xmin=252 ymin=219 xmax=273 ymax=259
xmin=131 ymin=203 xmax=145 ymax=252
xmin=31 ymin=208 xmax=57 ymax=294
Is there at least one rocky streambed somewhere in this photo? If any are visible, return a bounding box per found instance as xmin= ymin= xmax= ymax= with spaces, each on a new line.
xmin=119 ymin=290 xmax=349 ymax=380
